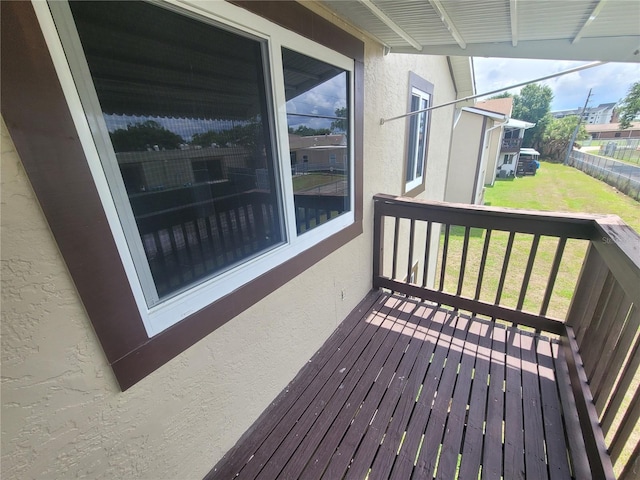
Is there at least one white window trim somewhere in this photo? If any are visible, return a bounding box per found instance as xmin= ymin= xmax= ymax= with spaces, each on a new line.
xmin=35 ymin=0 xmax=355 ymax=337
xmin=405 ymin=86 xmax=430 ymax=192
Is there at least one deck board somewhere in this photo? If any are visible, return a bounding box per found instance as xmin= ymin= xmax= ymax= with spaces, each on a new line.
xmin=208 ymin=291 xmax=581 ymax=480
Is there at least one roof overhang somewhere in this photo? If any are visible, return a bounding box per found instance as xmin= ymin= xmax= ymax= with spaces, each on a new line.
xmin=504 ymin=118 xmax=535 ymax=129
xmin=321 ymin=0 xmax=640 ymax=63
xmin=462 ymin=107 xmax=508 ymax=121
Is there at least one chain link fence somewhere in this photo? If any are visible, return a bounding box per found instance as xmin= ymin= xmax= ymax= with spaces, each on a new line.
xmin=568 ymin=150 xmax=640 ymax=201
xmin=581 ymin=138 xmax=640 ymax=165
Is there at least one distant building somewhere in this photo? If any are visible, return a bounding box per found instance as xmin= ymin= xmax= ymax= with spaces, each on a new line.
xmin=585 ymin=122 xmax=640 ymax=139
xmin=551 ymin=102 xmax=616 ymax=124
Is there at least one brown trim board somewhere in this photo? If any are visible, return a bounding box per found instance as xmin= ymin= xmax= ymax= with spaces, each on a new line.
xmin=1 ymin=0 xmax=365 ymax=391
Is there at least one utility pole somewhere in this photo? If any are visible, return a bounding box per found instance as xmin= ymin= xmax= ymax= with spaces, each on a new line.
xmin=564 ymin=89 xmax=592 ymax=165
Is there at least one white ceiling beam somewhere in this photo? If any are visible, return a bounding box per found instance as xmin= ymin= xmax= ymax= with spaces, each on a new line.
xmin=357 ymin=0 xmax=423 ymax=51
xmin=428 ymin=0 xmax=467 ymax=49
xmin=573 ymin=0 xmax=609 ymax=44
xmin=510 ymin=0 xmax=519 ymax=47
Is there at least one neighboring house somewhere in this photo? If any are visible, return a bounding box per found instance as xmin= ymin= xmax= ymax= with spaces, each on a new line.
xmin=288 ymin=133 xmax=348 ymax=174
xmin=2 ymin=1 xmax=638 ymax=478
xmin=552 ymin=102 xmax=617 ymax=124
xmin=585 ymin=122 xmax=640 ymax=139
xmin=445 ymin=98 xmax=534 ymax=204
xmin=445 ymin=106 xmax=506 ymax=205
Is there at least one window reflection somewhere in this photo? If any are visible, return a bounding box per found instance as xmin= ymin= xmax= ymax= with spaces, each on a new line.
xmin=282 ymin=48 xmax=350 ymax=234
xmin=70 ymin=1 xmax=284 ymax=301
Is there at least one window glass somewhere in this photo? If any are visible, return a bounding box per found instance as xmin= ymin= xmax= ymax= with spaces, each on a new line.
xmin=69 ymin=1 xmax=283 ymax=303
xmin=406 ymin=88 xmax=430 ymax=189
xmin=282 ymin=48 xmax=350 ymax=234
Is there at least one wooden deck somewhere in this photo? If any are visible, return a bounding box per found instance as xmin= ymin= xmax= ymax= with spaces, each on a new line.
xmin=209 ymin=291 xmax=584 ymax=480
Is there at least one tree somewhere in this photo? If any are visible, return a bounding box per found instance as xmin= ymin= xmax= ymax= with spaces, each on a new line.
xmin=540 ymin=115 xmax=588 ymax=162
xmin=511 ymin=84 xmax=553 ymax=150
xmin=489 ymin=92 xmax=512 ymax=100
xmin=617 ymin=81 xmax=640 ymax=130
xmin=287 ymin=125 xmax=331 ymax=136
xmin=110 ymin=120 xmax=184 ymax=152
xmin=331 ymin=107 xmax=348 ymax=133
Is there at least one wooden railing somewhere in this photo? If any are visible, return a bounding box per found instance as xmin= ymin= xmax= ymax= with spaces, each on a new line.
xmin=373 ymin=193 xmax=640 ymax=479
xmin=501 ymin=137 xmax=523 ymax=152
xmin=134 ymin=189 xmax=347 ymax=297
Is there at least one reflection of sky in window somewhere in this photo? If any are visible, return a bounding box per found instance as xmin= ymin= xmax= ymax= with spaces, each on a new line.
xmin=286 ymin=73 xmax=347 ymax=131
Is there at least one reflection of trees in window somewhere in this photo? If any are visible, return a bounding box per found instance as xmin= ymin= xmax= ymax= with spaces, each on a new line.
xmin=191 ymin=119 xmax=265 ymax=152
xmin=331 ymin=107 xmax=348 ymax=133
xmin=110 ymin=120 xmax=184 ymax=152
xmin=288 ymin=125 xmax=331 ymax=136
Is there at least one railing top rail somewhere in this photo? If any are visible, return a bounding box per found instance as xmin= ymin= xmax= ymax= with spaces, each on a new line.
xmin=373 ymin=193 xmax=613 ymax=240
xmin=373 ymin=193 xmax=640 ymax=301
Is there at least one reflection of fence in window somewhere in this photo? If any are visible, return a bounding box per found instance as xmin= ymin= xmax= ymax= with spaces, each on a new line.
xmin=568 ymin=151 xmax=640 ymax=201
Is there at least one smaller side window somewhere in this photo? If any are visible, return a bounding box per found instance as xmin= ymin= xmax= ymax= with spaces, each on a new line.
xmin=404 ymin=73 xmax=434 ymax=196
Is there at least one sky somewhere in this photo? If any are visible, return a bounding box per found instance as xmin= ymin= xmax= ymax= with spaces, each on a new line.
xmin=473 ymin=58 xmax=640 ymax=112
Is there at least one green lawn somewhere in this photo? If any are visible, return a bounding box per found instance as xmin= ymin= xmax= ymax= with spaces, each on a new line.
xmin=485 ymin=162 xmax=640 ymax=231
xmin=292 ymin=173 xmax=345 ymax=192
xmin=434 ymin=162 xmax=639 ymax=320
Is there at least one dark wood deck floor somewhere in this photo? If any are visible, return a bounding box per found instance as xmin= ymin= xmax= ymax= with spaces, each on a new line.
xmin=209 ymin=291 xmax=584 ymax=480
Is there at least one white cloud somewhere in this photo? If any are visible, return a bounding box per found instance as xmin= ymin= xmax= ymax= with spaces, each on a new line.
xmin=473 ymin=58 xmax=640 ymax=111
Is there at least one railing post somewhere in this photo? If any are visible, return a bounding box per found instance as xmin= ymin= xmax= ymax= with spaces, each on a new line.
xmin=372 ymin=197 xmax=384 ymax=290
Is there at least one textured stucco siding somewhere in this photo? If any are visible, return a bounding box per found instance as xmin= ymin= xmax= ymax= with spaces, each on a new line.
xmin=484 ymin=127 xmax=503 ymax=187
xmin=1 ymin=3 xmax=457 ymax=478
xmin=445 ymin=112 xmax=485 ymax=204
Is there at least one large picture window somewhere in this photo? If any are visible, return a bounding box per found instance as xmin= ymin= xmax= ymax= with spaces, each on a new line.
xmin=6 ymin=0 xmax=362 ymax=389
xmin=49 ymin=1 xmax=354 ymax=336
xmin=67 ymin=1 xmax=285 ymax=305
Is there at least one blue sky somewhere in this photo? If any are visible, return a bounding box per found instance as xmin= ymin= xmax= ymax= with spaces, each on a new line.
xmin=473 ymin=58 xmax=640 ymax=111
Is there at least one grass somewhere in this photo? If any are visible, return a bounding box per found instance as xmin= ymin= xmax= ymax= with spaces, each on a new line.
xmin=485 ymin=162 xmax=640 ymax=231
xmin=581 ymin=142 xmax=640 ymax=166
xmin=433 ymin=161 xmax=639 ymax=319
xmin=292 ymin=173 xmax=345 ymax=191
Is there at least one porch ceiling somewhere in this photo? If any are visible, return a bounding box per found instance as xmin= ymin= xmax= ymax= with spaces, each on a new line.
xmin=320 ymin=0 xmax=640 ymax=63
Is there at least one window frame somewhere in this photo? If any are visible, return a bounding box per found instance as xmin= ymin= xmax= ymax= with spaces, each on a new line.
xmin=403 ymin=72 xmax=434 ymax=197
xmin=48 ymin=0 xmax=356 ymax=337
xmin=2 ymin=0 xmax=364 ymax=390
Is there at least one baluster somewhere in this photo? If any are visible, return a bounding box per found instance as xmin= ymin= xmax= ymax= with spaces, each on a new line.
xmin=421 ymin=221 xmax=432 ymax=288
xmin=457 ymin=226 xmax=470 ymax=296
xmin=495 ymin=231 xmax=516 ymax=305
xmin=406 ymin=219 xmax=415 ymax=283
xmin=474 ymin=229 xmax=492 ymax=301
xmin=516 ymin=234 xmax=540 ymax=311
xmin=539 ymin=237 xmax=566 ymax=317
xmin=391 ymin=217 xmax=400 ymax=280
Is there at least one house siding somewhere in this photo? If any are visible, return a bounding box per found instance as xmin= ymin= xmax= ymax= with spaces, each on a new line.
xmin=1 ymin=2 xmax=456 ymax=479
xmin=444 ymin=112 xmax=486 ymax=204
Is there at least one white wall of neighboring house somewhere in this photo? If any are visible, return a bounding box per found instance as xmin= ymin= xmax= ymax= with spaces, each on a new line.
xmin=482 ymin=124 xmax=504 ymax=187
xmin=1 ymin=2 xmax=458 ymax=478
xmin=444 ymin=111 xmax=486 ymax=204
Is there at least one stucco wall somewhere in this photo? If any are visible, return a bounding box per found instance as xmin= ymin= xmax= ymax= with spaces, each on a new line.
xmin=1 ymin=3 xmax=457 ymax=478
xmin=484 ymin=127 xmax=504 ymax=187
xmin=445 ymin=112 xmax=484 ymax=204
